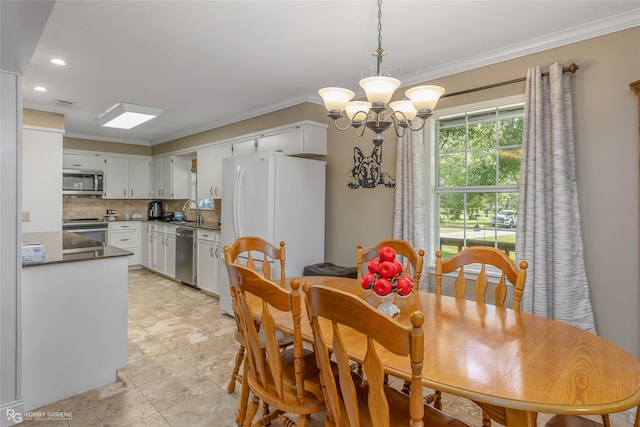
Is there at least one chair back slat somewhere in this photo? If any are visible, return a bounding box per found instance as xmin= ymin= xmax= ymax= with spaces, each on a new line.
xmin=260 ymin=298 xmax=284 ymax=398
xmin=357 ymin=239 xmax=425 ymax=290
xmin=495 ymin=274 xmax=508 ymax=307
xmin=363 ymin=337 xmax=390 ymax=427
xmin=303 ymin=283 xmax=425 ymax=427
xmin=475 ymin=265 xmax=488 ymax=304
xmin=454 ymin=266 xmax=467 ymax=300
xmin=330 ymin=322 xmax=361 ymax=426
xmin=436 ymin=246 xmax=528 ymax=311
xmin=234 ymin=288 xmax=268 ymax=389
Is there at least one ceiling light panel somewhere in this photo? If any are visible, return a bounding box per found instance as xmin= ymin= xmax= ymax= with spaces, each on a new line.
xmin=97 ymin=102 xmax=163 ymax=129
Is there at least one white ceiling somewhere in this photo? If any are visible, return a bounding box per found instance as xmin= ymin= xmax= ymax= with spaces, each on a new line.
xmin=20 ymin=1 xmax=640 ymax=146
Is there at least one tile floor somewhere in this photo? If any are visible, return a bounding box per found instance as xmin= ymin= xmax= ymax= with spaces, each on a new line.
xmin=18 ymin=268 xmax=636 ymax=426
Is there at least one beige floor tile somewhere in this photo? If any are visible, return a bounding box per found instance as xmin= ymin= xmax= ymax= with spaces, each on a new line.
xmin=134 ymin=366 xmax=217 ymax=412
xmin=123 ymin=412 xmax=171 ymax=427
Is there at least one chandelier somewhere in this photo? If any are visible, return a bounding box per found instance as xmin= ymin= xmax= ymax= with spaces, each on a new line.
xmin=318 ymin=0 xmax=445 ymax=146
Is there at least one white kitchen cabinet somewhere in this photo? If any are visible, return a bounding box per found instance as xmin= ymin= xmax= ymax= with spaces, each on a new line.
xmin=152 ymin=223 xmax=176 ymax=278
xmin=63 ymin=152 xmax=104 ymax=171
xmin=232 ymin=138 xmax=257 ymax=156
xmin=152 ymin=155 xmax=190 ymax=199
xmin=103 ymin=156 xmax=151 ymax=199
xmin=217 ymin=234 xmax=229 ymax=304
xmin=141 ymin=222 xmax=154 ymax=268
xmin=108 ymin=221 xmax=141 ymax=266
xmin=197 ymin=143 xmax=232 ymax=200
xmin=257 ymin=124 xmax=327 ymax=156
xmin=196 ymin=229 xmax=219 ymax=295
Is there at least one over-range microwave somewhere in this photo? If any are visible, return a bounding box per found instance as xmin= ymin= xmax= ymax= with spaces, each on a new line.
xmin=62 ymin=169 xmax=103 ymax=196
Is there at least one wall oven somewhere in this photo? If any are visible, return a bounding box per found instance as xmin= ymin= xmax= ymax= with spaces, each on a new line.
xmin=62 ymin=169 xmax=103 ymax=196
xmin=62 ymin=218 xmax=108 ymax=243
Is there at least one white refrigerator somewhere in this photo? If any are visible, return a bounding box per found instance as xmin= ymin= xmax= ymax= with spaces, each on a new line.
xmin=220 ymin=152 xmax=326 ymax=315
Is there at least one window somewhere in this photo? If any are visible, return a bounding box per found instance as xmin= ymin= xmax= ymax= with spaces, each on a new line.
xmin=430 ymin=98 xmax=524 ymax=261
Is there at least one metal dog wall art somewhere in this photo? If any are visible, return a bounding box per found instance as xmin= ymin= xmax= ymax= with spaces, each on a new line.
xmin=347 ymin=145 xmax=395 ymax=189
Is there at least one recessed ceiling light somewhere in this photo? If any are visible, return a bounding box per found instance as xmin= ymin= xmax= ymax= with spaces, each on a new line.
xmin=34 ymin=86 xmax=47 ymax=92
xmin=50 ymin=58 xmax=67 ymax=66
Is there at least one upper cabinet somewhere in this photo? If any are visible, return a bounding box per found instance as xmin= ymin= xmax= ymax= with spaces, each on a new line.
xmin=152 ymin=155 xmax=191 ymax=200
xmin=103 ymin=156 xmax=151 ymax=199
xmin=63 ymin=152 xmax=104 ymax=171
xmin=197 ymin=143 xmax=232 ymax=200
xmin=232 ymin=138 xmax=258 ymax=156
xmin=257 ymin=124 xmax=327 ymax=157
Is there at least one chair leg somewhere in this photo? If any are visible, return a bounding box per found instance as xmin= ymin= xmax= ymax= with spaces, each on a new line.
xmin=236 ymin=362 xmax=250 ymax=426
xmin=243 ymin=394 xmax=260 ymax=427
xmin=481 ymin=409 xmax=492 ymax=427
xmin=424 ymin=390 xmax=442 ymax=410
xmin=602 ymin=414 xmax=611 ymax=427
xmin=228 ymin=343 xmax=246 ymax=393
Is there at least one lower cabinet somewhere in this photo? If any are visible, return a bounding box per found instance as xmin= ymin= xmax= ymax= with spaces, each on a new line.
xmin=141 ymin=222 xmax=154 ymax=268
xmin=196 ymin=229 xmax=219 ymax=295
xmin=152 ymin=224 xmax=176 ymax=278
xmin=108 ymin=221 xmax=141 ymax=266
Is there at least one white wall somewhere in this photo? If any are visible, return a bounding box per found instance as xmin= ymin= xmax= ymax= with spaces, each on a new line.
xmin=0 ymin=70 xmax=24 ymax=427
xmin=22 ymin=127 xmax=63 ymax=233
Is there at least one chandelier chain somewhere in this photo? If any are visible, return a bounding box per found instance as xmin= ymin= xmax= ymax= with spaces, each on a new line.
xmin=377 ymin=0 xmax=383 ymax=52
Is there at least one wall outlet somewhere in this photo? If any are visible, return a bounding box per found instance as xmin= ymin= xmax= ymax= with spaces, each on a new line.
xmin=22 ymin=211 xmax=31 ymax=222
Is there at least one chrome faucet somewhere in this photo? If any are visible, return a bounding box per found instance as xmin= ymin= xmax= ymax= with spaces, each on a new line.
xmin=182 ymin=199 xmax=202 ymax=226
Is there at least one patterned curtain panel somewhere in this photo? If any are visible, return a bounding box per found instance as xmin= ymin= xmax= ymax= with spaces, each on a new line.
xmin=516 ymin=63 xmax=596 ymax=333
xmin=393 ymin=129 xmax=426 ymax=284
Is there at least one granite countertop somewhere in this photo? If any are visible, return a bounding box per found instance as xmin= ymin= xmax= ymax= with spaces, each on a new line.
xmin=22 ymin=231 xmax=132 ymax=267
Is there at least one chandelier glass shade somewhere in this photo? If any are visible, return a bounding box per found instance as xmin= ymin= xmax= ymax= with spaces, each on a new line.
xmin=318 ymin=0 xmax=445 ymax=146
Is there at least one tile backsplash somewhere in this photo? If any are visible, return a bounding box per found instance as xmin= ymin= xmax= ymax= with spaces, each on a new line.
xmin=63 ymin=196 xmax=220 ymax=224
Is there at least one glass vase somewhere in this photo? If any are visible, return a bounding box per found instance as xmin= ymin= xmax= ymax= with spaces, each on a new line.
xmin=376 ymin=293 xmax=400 ymax=317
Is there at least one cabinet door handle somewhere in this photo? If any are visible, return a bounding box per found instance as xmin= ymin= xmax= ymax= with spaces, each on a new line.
xmin=209 ymin=186 xmax=213 ymax=196
xmin=210 ymin=246 xmax=214 ymax=258
xmin=214 ymin=186 xmax=218 ymax=197
xmin=124 ymin=188 xmax=127 ymax=197
xmin=131 ymin=188 xmax=134 ymax=197
xmin=71 ymin=163 xmax=82 ymax=167
xmin=120 ymin=238 xmax=130 ymax=242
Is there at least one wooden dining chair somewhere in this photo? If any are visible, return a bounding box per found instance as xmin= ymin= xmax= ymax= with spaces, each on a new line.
xmin=223 ymin=236 xmax=293 ymax=425
xmin=303 ymin=282 xmax=471 ymax=427
xmin=436 ymin=246 xmax=529 ymax=426
xmin=357 ymin=239 xmax=425 ymax=290
xmin=226 ymin=263 xmax=326 ymax=427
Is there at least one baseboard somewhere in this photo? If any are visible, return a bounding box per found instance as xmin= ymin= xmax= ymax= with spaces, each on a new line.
xmin=1 ymin=400 xmax=24 ymax=427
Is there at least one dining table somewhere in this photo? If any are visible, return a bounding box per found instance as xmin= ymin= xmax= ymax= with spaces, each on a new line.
xmin=249 ymin=275 xmax=640 ymax=427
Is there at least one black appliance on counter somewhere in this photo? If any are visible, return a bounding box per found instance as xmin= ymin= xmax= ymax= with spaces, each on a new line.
xmin=148 ymin=201 xmax=163 ymax=219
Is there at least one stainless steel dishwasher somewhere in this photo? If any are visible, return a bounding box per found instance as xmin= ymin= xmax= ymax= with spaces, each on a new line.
xmin=175 ymin=227 xmax=197 ymax=287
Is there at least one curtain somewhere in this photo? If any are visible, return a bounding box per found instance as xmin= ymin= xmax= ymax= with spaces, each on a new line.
xmin=393 ymin=129 xmax=426 ymax=274
xmin=516 ymin=63 xmax=596 ymax=333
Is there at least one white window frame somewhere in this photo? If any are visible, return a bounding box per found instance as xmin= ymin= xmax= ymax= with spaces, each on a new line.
xmin=423 ymin=94 xmax=525 ymax=277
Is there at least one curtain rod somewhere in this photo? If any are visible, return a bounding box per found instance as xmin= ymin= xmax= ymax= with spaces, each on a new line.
xmin=441 ymin=63 xmax=579 ymax=99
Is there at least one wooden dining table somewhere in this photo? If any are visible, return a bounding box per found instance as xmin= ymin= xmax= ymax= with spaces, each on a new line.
xmin=252 ymin=275 xmax=640 ymax=427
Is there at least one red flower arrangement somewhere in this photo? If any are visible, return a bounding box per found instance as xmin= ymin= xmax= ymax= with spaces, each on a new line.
xmin=360 ymin=246 xmax=414 ymax=297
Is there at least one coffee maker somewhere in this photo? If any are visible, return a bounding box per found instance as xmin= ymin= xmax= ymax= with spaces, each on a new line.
xmin=148 ymin=201 xmax=163 ymax=219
